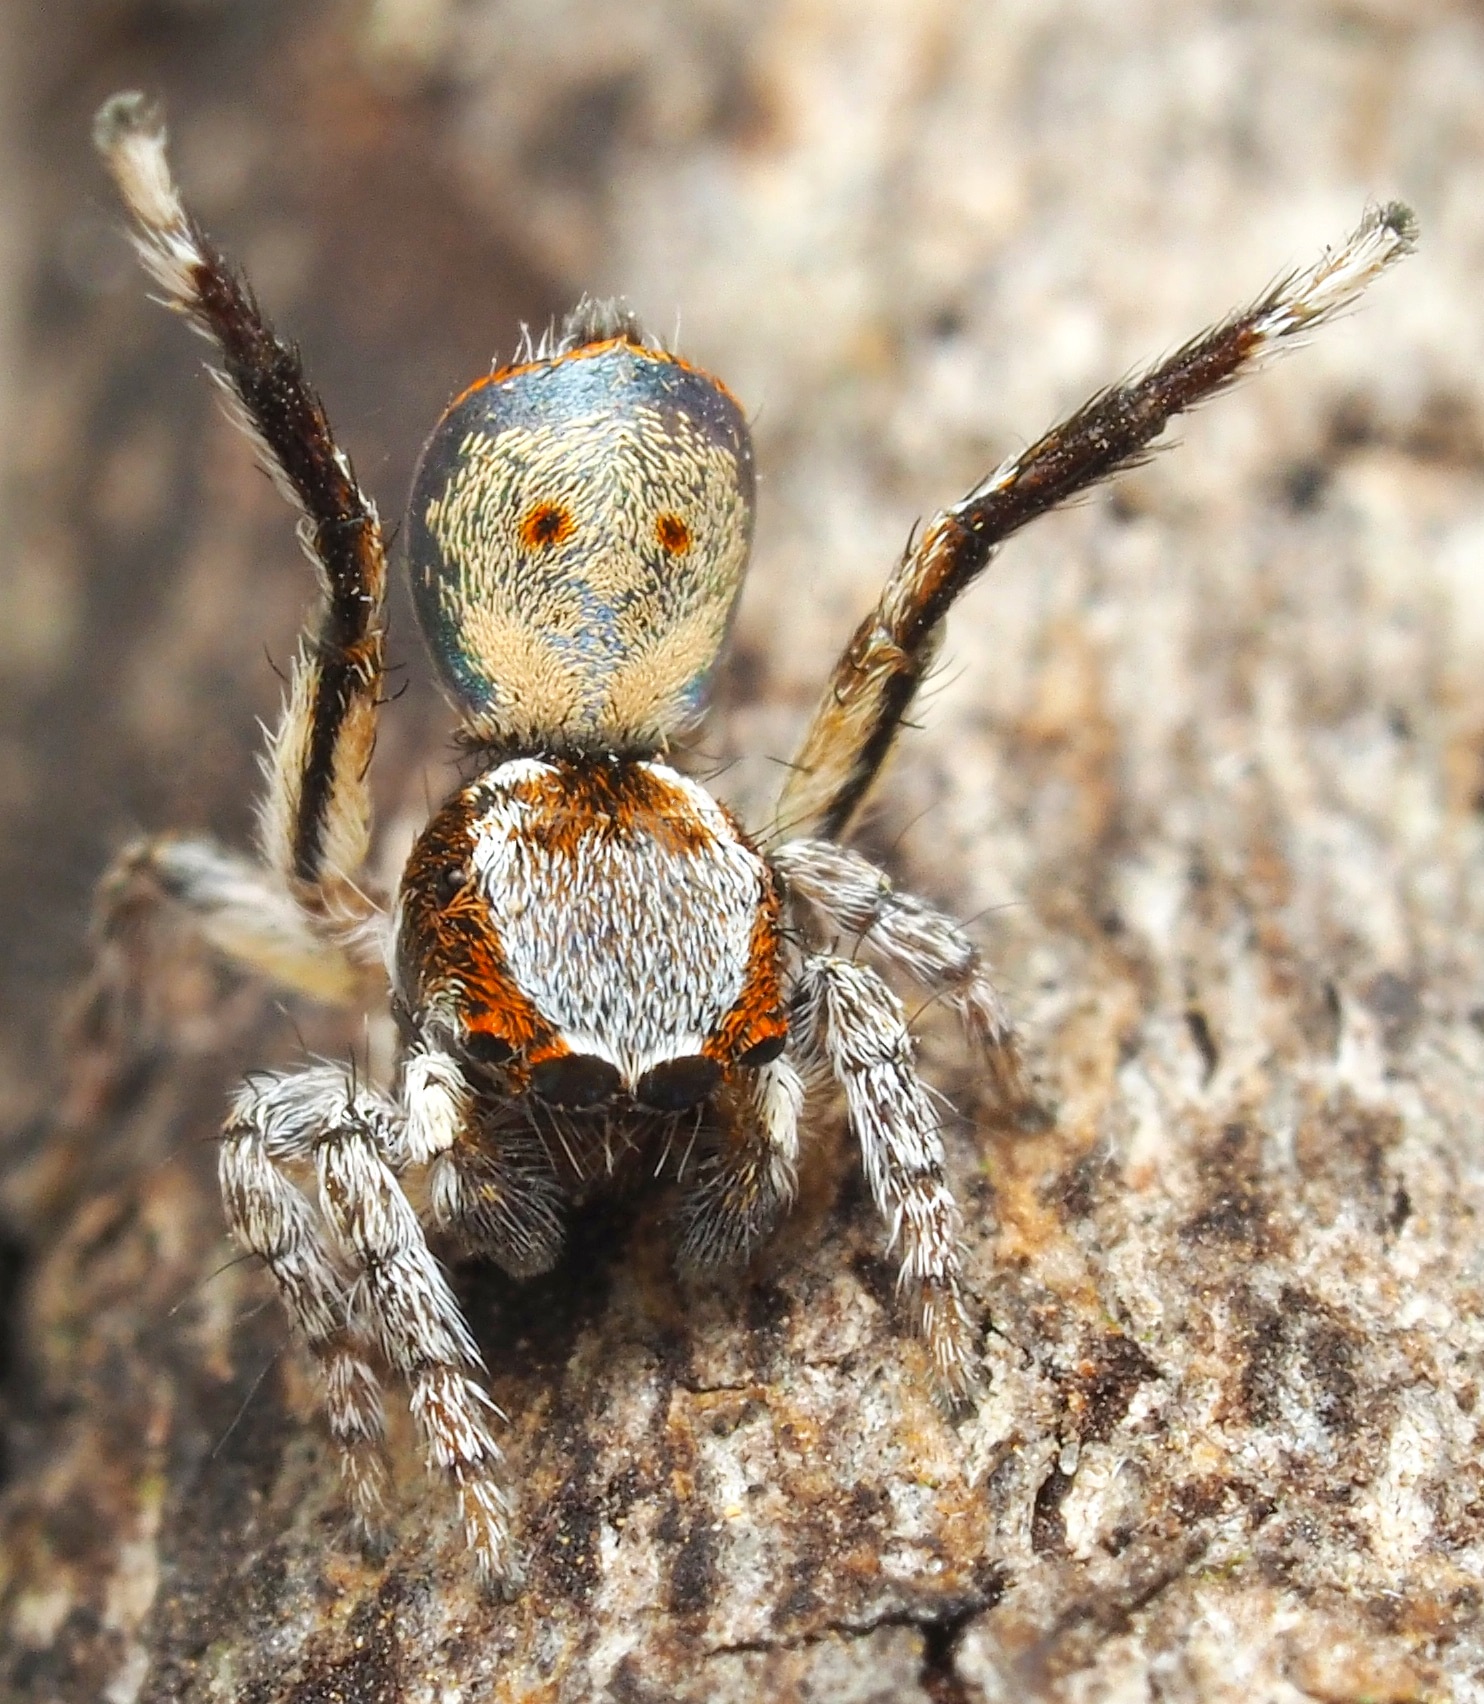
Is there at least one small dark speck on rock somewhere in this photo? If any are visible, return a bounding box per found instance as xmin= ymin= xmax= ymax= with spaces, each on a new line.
xmin=1284 ymin=458 xmax=1329 ymax=510
xmin=668 ymin=1520 xmax=718 ymax=1615
xmin=1031 ymin=1463 xmax=1073 ymax=1554
xmin=1362 ymin=971 xmax=1420 ymax=1049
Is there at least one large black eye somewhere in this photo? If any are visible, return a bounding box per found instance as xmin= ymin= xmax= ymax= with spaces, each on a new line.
xmin=529 ymin=1054 xmax=622 ymax=1108
xmin=636 ymin=1055 xmax=721 ymax=1112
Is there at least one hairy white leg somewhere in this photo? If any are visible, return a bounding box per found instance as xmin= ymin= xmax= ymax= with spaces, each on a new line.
xmin=222 ymin=1068 xmax=392 ymax=1527
xmin=312 ymin=1090 xmax=514 ymax=1582
xmin=775 ymin=838 xmax=1022 ymax=1100
xmin=224 ymin=1064 xmax=516 ymax=1581
xmin=98 ymin=834 xmax=377 ymax=1004
xmin=793 ymin=956 xmax=975 ymax=1393
xmin=676 ymin=1056 xmax=805 ymax=1267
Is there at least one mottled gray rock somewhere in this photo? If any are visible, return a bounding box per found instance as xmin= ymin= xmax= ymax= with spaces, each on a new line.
xmin=3 ymin=2 xmax=1483 ymax=1701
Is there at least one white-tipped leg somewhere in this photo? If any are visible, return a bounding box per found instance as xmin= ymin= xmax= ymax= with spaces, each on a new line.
xmin=676 ymin=1057 xmax=804 ymax=1267
xmin=793 ymin=956 xmax=975 ymax=1394
xmin=222 ymin=1070 xmax=391 ymax=1527
xmin=775 ymin=838 xmax=1023 ymax=1101
xmin=404 ymin=1047 xmax=566 ymax=1278
xmin=95 ymin=92 xmax=389 ymax=907
xmin=776 ymin=205 xmax=1417 ymax=843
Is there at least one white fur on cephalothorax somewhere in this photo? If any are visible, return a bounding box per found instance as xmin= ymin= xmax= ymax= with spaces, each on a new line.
xmin=468 ymin=760 xmax=770 ymax=1083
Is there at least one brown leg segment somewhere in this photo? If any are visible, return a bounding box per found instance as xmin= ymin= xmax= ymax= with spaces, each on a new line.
xmin=94 ymin=93 xmax=387 ymax=905
xmin=777 ymin=204 xmax=1416 ymax=841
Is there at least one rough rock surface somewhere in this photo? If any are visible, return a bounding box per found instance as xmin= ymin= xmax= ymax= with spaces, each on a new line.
xmin=3 ymin=2 xmax=1483 ymax=1700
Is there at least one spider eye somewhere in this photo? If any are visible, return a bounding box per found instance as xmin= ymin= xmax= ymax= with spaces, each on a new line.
xmin=519 ymin=500 xmax=575 ymax=551
xmin=635 ymin=1055 xmax=720 ymax=1111
xmin=435 ymin=863 xmax=469 ymax=902
xmin=654 ymin=511 xmax=690 ymax=555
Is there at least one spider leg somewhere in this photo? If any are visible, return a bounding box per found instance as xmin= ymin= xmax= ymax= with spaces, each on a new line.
xmin=94 ymin=94 xmax=387 ymax=911
xmin=793 ymin=955 xmax=974 ymax=1394
xmin=775 ymin=838 xmax=1023 ymax=1101
xmin=95 ymin=834 xmax=377 ymax=1007
xmin=221 ymin=1068 xmax=393 ymax=1532
xmin=777 ymin=204 xmax=1418 ymax=841
xmin=224 ymin=1064 xmax=517 ymax=1583
xmin=675 ymin=1057 xmax=804 ymax=1267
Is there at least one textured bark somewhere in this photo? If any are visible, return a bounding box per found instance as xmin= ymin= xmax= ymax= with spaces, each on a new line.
xmin=3 ymin=3 xmax=1483 ymax=1700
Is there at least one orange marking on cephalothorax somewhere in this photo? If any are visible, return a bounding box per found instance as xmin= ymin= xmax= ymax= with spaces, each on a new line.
xmin=503 ymin=762 xmax=716 ymax=861
xmin=519 ymin=500 xmax=575 ymax=551
xmin=399 ymin=791 xmax=560 ymax=1067
xmin=705 ymin=862 xmax=787 ymax=1067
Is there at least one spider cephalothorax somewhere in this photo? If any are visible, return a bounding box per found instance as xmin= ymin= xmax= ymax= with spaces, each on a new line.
xmin=92 ymin=89 xmax=1414 ymax=1583
xmin=396 ymin=755 xmax=789 ymax=1103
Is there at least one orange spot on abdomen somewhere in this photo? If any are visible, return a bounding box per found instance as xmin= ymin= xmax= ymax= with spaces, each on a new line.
xmin=655 ymin=511 xmax=691 ymax=554
xmin=519 ymin=500 xmax=575 ymax=550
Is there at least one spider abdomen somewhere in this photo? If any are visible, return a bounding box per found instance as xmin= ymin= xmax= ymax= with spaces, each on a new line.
xmin=396 ymin=757 xmax=788 ymax=1102
xmin=406 ymin=333 xmax=756 ymax=754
